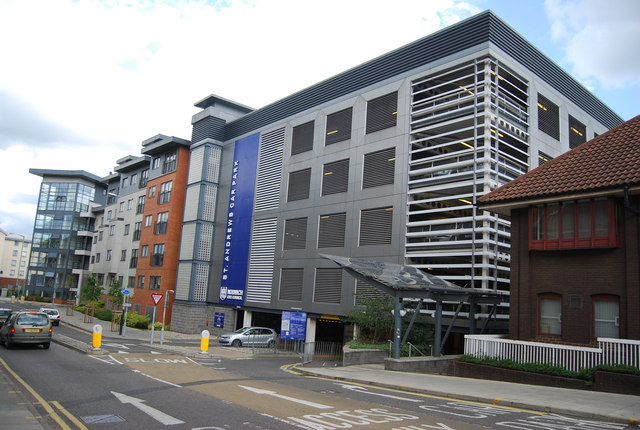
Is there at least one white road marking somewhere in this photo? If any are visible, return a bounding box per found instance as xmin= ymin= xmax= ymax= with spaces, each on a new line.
xmin=336 ymin=383 xmax=423 ymax=402
xmin=239 ymin=385 xmax=334 ymax=409
xmin=131 ymin=369 xmax=182 ymax=388
xmin=111 ymin=391 xmax=184 ymax=425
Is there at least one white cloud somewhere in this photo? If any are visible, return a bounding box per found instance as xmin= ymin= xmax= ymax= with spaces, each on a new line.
xmin=545 ymin=0 xmax=640 ymax=88
xmin=0 ymin=0 xmax=479 ymax=235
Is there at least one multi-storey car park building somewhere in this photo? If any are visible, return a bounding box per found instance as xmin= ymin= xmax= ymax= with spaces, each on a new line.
xmin=26 ymin=11 xmax=623 ymax=349
xmin=171 ymin=11 xmax=622 ymax=347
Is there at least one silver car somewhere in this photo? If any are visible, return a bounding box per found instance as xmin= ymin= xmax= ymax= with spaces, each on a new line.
xmin=218 ymin=326 xmax=277 ymax=347
xmin=0 ymin=311 xmax=52 ymax=349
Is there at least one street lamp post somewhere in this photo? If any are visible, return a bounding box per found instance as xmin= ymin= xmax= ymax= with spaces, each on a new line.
xmin=160 ymin=289 xmax=174 ymax=345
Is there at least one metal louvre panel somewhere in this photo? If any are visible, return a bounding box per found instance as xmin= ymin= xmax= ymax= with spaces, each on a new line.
xmin=247 ymin=217 xmax=277 ymax=303
xmin=355 ymin=279 xmax=386 ymax=305
xmin=318 ymin=213 xmax=346 ymax=248
xmin=537 ymin=93 xmax=560 ymax=140
xmin=201 ymin=184 xmax=218 ymax=222
xmin=360 ymin=207 xmax=393 ymax=246
xmin=279 ymin=268 xmax=303 ymax=301
xmin=291 ymin=121 xmax=314 ymax=155
xmin=193 ymin=263 xmax=209 ymax=301
xmin=205 ymin=145 xmax=222 ymax=183
xmin=363 ymin=147 xmax=395 ymax=188
xmin=255 ymin=128 xmax=285 ymax=211
xmin=325 ymin=108 xmax=353 ymax=145
xmin=568 ymin=115 xmax=586 ymax=149
xmin=283 ymin=217 xmax=307 ymax=250
xmin=183 ymin=185 xmax=200 ymax=222
xmin=314 ymin=268 xmax=342 ymax=304
xmin=287 ymin=168 xmax=311 ymax=201
xmin=175 ymin=263 xmax=192 ymax=301
xmin=366 ymin=92 xmax=398 ymax=134
xmin=188 ymin=146 xmax=204 ymax=184
xmin=322 ymin=159 xmax=349 ymax=195
xmin=179 ymin=223 xmax=196 ymax=260
xmin=192 ymin=116 xmax=225 ymax=143
xmin=197 ymin=223 xmax=213 ymax=261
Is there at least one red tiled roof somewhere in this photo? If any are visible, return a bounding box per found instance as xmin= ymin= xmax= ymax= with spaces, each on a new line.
xmin=478 ymin=115 xmax=640 ymax=205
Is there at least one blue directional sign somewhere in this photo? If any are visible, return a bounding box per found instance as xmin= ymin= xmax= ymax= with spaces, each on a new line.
xmin=214 ymin=312 xmax=224 ymax=328
xmin=122 ymin=289 xmax=130 ymax=295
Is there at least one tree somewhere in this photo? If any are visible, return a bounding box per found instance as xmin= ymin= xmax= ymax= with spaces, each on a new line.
xmin=347 ymin=296 xmax=395 ymax=342
xmin=108 ymin=278 xmax=124 ymax=307
xmin=82 ymin=275 xmax=103 ymax=302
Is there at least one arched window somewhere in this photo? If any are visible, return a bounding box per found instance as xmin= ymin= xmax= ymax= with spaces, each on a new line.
xmin=539 ymin=294 xmax=562 ymax=336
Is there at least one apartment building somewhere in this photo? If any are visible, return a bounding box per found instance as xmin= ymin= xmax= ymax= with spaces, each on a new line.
xmin=0 ymin=228 xmax=31 ymax=294
xmin=170 ymin=11 xmax=622 ymax=347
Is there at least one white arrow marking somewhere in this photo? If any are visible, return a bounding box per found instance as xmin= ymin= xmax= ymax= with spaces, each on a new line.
xmin=239 ymin=385 xmax=333 ymax=409
xmin=103 ymin=343 xmax=130 ymax=349
xmin=111 ymin=391 xmax=184 ymax=425
xmin=336 ymin=383 xmax=423 ymax=402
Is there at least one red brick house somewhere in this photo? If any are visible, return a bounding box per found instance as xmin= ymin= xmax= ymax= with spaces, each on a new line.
xmin=478 ymin=115 xmax=640 ymax=345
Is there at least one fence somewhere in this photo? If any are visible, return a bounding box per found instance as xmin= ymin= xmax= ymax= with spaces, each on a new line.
xmin=464 ymin=334 xmax=640 ymax=372
xmin=302 ymin=341 xmax=344 ymax=364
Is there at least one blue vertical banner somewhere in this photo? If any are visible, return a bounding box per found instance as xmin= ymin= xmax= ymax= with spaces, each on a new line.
xmin=219 ymin=133 xmax=259 ymax=306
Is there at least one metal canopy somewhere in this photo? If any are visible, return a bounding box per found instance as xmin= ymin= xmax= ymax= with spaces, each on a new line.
xmin=320 ymin=254 xmax=508 ymax=358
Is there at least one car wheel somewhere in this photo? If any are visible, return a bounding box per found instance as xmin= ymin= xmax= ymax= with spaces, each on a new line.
xmin=231 ymin=339 xmax=242 ymax=347
xmin=42 ymin=342 xmax=51 ymax=349
xmin=267 ymin=340 xmax=275 ymax=348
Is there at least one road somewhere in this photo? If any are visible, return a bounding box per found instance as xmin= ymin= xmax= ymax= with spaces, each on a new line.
xmin=0 ymin=301 xmax=634 ymax=429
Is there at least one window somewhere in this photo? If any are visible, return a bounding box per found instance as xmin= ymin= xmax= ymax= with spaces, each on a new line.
xmin=287 ymin=168 xmax=311 ymax=202
xmin=149 ymin=276 xmax=161 ymax=290
xmin=141 ymin=245 xmax=148 ymax=257
xmin=539 ymin=294 xmax=561 ymax=336
xmin=279 ymin=268 xmax=303 ymax=301
xmin=133 ymin=222 xmax=142 ymax=241
xmin=366 ymin=92 xmax=397 ymax=134
xmin=12 ymin=250 xmax=17 ymax=256
xmin=163 ymin=151 xmax=177 ymax=174
xmin=119 ymin=201 xmax=125 ymax=212
xmin=325 ymin=108 xmax=352 ymax=145
xmin=291 ymin=121 xmax=314 ymax=155
xmin=538 ymin=151 xmax=552 ymax=166
xmin=159 ymin=181 xmax=172 ymax=204
xmin=127 ymin=198 xmax=133 ymax=210
xmin=155 ymin=211 xmax=168 ymax=235
xmin=136 ymin=195 xmax=145 ymax=214
xmin=318 ymin=213 xmax=346 ymax=248
xmin=152 ymin=157 xmax=161 ymax=169
xmin=120 ymin=249 xmax=127 ymax=261
xmin=140 ymin=169 xmax=149 ymax=188
xmin=124 ymin=224 xmax=130 ymax=236
xmin=145 ymin=215 xmax=153 ymax=227
xmin=360 ymin=207 xmax=393 ymax=246
xmin=363 ymin=147 xmax=395 ymax=188
xmin=151 ymin=244 xmax=165 ymax=266
xmin=593 ymin=296 xmax=619 ymax=338
xmin=106 ymin=250 xmax=112 ymax=261
xmin=130 ymin=174 xmax=137 ymax=186
xmin=283 ymin=218 xmax=307 ymax=250
xmin=128 ymin=276 xmax=135 ymax=289
xmin=130 ymin=249 xmax=138 ymax=269
xmin=109 ymin=225 xmax=115 ymax=236
xmin=569 ymin=115 xmax=586 ymax=149
xmin=149 ymin=186 xmax=156 ymax=198
xmin=314 ymin=268 xmax=342 ymax=304
xmin=322 ymin=159 xmax=349 ymax=195
xmin=530 ymin=197 xmax=617 ymax=249
xmin=95 ymin=253 xmax=101 ymax=263
xmin=537 ymin=93 xmax=560 ymax=140
xmin=137 ymin=275 xmax=145 ymax=289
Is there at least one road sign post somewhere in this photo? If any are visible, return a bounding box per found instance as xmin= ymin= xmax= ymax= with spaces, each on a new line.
xmin=150 ymin=293 xmax=163 ymax=345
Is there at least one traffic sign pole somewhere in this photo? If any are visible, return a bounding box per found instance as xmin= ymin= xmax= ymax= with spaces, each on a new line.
xmin=150 ymin=306 xmax=157 ymax=344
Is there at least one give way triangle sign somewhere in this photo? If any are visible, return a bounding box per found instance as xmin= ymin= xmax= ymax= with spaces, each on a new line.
xmin=151 ymin=293 xmax=163 ymax=306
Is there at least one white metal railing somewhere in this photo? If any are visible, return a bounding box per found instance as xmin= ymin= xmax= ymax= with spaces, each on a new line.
xmin=464 ymin=335 xmax=640 ymax=372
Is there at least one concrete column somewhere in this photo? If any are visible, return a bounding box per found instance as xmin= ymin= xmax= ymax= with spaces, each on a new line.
xmin=243 ymin=310 xmax=252 ymax=327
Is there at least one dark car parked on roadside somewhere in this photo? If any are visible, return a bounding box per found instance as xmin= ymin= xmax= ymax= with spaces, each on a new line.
xmin=0 ymin=311 xmax=52 ymax=349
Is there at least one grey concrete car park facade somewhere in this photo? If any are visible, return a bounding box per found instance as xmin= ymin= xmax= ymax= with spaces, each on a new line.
xmin=170 ymin=10 xmax=622 ymax=346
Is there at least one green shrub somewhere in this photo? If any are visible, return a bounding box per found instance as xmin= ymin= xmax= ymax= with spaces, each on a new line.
xmin=152 ymin=321 xmax=169 ymax=331
xmin=93 ymin=307 xmax=113 ymax=321
xmin=126 ymin=312 xmax=151 ymax=329
xmin=347 ymin=340 xmax=388 ymax=350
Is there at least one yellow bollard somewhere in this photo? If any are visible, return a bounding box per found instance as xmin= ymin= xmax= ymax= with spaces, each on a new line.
xmin=200 ymin=329 xmax=210 ymax=354
xmin=92 ymin=324 xmax=103 ymax=349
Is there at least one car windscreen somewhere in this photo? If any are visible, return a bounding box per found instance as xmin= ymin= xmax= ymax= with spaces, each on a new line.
xmin=42 ymin=310 xmax=58 ymax=315
xmin=0 ymin=310 xmax=11 ymax=317
xmin=17 ymin=314 xmax=49 ymax=325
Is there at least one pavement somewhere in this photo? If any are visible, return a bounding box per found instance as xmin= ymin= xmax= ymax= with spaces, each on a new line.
xmin=1 ymin=297 xmax=639 ymax=429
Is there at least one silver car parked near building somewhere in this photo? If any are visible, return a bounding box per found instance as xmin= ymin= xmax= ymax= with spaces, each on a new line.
xmin=218 ymin=326 xmax=277 ymax=348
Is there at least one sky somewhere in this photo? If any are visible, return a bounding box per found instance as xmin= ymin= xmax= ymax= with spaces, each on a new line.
xmin=1 ymin=0 xmax=639 ymax=237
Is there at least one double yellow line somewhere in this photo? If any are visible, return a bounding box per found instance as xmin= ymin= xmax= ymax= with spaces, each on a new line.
xmin=0 ymin=357 xmax=87 ymax=430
